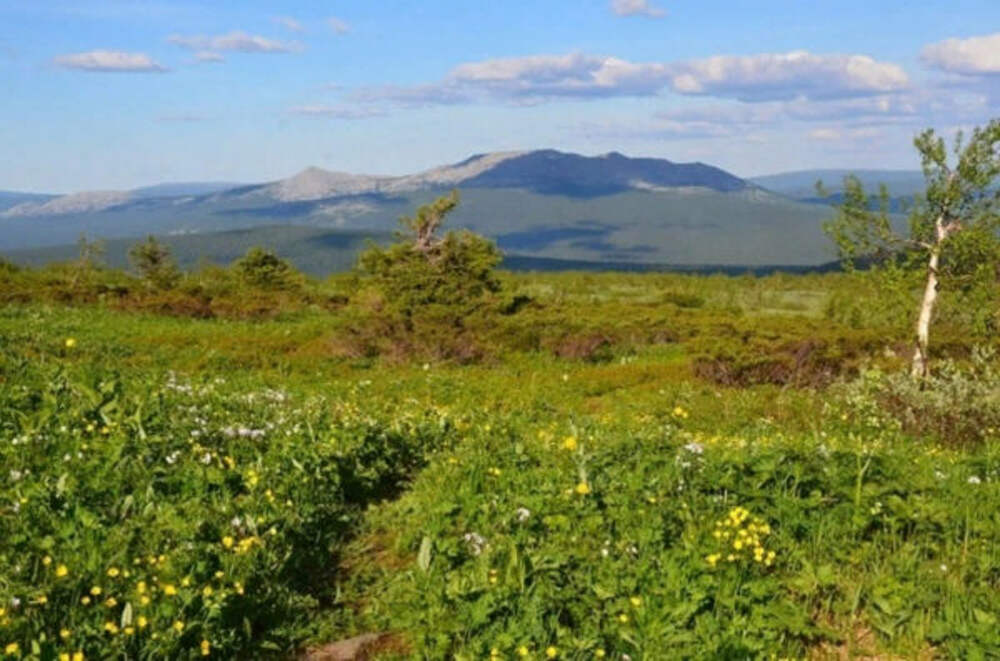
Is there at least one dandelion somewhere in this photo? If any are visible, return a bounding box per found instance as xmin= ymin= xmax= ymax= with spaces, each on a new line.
xmin=562 ymin=436 xmax=578 ymax=451
xmin=80 ymin=596 xmax=91 ymax=605
xmin=107 ymin=567 xmax=120 ymax=578
xmin=517 ymin=646 xmax=530 ymax=657
xmin=630 ymin=596 xmax=642 ymax=607
xmin=173 ymin=620 xmax=185 ymax=633
xmin=200 ymin=640 xmax=211 ymax=656
xmin=546 ymin=646 xmax=558 ymax=658
xmin=137 ymin=616 xmax=148 ymax=629
xmin=575 ymin=482 xmax=591 ymax=495
xmin=65 ymin=338 xmax=77 ymax=348
xmin=103 ymin=621 xmax=119 ymax=635
xmin=202 ymin=586 xmax=213 ymax=598
xmin=89 ymin=586 xmax=102 ymax=596
xmin=222 ymin=536 xmax=234 ymax=549
xmin=163 ymin=584 xmax=177 ymax=596
xmin=60 ymin=629 xmax=71 ymax=639
xmin=5 ymin=643 xmax=19 ymax=655
xmin=42 ymin=556 xmax=52 ymax=566
xmin=595 ymin=650 xmax=606 ymax=658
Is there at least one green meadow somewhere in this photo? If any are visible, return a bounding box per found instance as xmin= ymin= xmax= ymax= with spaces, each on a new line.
xmin=2 ymin=258 xmax=1000 ymax=660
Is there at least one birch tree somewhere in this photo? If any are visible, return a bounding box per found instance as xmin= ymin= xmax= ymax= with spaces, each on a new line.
xmin=823 ymin=119 xmax=1000 ymax=378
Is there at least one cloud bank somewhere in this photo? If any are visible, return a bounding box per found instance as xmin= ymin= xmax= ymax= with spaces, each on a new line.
xmin=922 ymin=32 xmax=1000 ymax=75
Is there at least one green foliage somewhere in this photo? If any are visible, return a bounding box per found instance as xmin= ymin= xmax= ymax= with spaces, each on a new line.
xmin=357 ymin=191 xmax=502 ymax=324
xmin=833 ymin=347 xmax=1000 ymax=446
xmin=129 ymin=236 xmax=181 ymax=290
xmin=234 ymin=247 xmax=300 ymax=291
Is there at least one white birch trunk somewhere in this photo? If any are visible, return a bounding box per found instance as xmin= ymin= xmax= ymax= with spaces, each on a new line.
xmin=911 ymin=247 xmax=940 ymax=379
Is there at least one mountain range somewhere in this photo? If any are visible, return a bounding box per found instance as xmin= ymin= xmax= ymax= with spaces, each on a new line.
xmin=0 ymin=150 xmax=924 ymax=271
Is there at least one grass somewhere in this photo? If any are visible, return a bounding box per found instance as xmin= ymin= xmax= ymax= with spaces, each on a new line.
xmin=2 ymin=268 xmax=1000 ymax=659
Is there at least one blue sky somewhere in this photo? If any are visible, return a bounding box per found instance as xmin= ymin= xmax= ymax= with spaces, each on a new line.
xmin=2 ymin=0 xmax=999 ymax=192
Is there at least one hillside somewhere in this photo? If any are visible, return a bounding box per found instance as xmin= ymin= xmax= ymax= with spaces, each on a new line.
xmin=0 ymin=150 xmax=838 ymax=266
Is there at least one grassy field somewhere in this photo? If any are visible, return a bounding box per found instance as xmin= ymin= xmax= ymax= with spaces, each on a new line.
xmin=2 ymin=266 xmax=1000 ymax=659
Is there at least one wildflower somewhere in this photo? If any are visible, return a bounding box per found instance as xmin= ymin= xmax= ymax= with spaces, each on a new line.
xmin=514 ymin=507 xmax=531 ymax=522
xmin=55 ymin=564 xmax=68 ymax=577
xmin=5 ymin=643 xmax=19 ymax=655
xmin=546 ymin=646 xmax=558 ymax=658
xmin=575 ymin=482 xmax=591 ymax=495
xmin=65 ymin=338 xmax=77 ymax=348
xmin=103 ymin=621 xmax=119 ymax=635
xmin=89 ymin=586 xmax=101 ymax=596
xmin=107 ymin=567 xmax=120 ymax=578
xmin=517 ymin=646 xmax=530 ymax=657
xmin=42 ymin=556 xmax=52 ymax=566
xmin=60 ymin=629 xmax=71 ymax=639
xmin=202 ymin=586 xmax=213 ymax=598
xmin=201 ymin=640 xmax=211 ymax=656
xmin=60 ymin=655 xmax=70 ymax=661
xmin=968 ymin=476 xmax=982 ymax=485
xmin=173 ymin=620 xmax=185 ymax=633
xmin=80 ymin=596 xmax=91 ymax=605
xmin=682 ymin=442 xmax=704 ymax=455
xmin=562 ymin=436 xmax=578 ymax=451
xmin=222 ymin=536 xmax=234 ymax=549
xmin=104 ymin=597 xmax=117 ymax=608
xmin=630 ymin=596 xmax=642 ymax=607
xmin=618 ymin=613 xmax=629 ymax=624
xmin=163 ymin=584 xmax=177 ymax=596
xmin=234 ymin=582 xmax=244 ymax=595
xmin=124 ymin=627 xmax=134 ymax=636
xmin=137 ymin=616 xmax=148 ymax=629
xmin=595 ymin=650 xmax=606 ymax=658
xmin=136 ymin=581 xmax=147 ymax=594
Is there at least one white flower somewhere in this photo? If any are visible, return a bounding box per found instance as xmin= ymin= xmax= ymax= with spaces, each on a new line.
xmin=968 ymin=476 xmax=982 ymax=485
xmin=200 ymin=453 xmax=213 ymax=465
xmin=514 ymin=507 xmax=531 ymax=522
xmin=463 ymin=532 xmax=486 ymax=555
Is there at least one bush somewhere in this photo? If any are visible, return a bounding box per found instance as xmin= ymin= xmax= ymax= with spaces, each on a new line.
xmin=234 ymin=247 xmax=301 ymax=291
xmin=129 ymin=236 xmax=181 ymax=290
xmin=356 ymin=192 xmax=502 ymax=326
xmin=832 ymin=347 xmax=1000 ymax=445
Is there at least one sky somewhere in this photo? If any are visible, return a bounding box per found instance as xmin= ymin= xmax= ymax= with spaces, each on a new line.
xmin=1 ymin=0 xmax=999 ymax=193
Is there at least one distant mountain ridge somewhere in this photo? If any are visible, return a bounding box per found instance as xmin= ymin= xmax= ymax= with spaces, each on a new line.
xmin=1 ymin=149 xmax=847 ymax=267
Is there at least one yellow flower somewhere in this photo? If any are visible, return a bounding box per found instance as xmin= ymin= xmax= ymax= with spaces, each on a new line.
xmin=618 ymin=613 xmax=629 ymax=624
xmin=137 ymin=616 xmax=148 ymax=629
xmin=575 ymin=482 xmax=591 ymax=495
xmin=163 ymin=584 xmax=177 ymax=596
xmin=103 ymin=621 xmax=119 ymax=635
xmin=104 ymin=598 xmax=117 ymax=608
xmin=222 ymin=536 xmax=234 ymax=549
xmin=630 ymin=596 xmax=642 ymax=607
xmin=80 ymin=596 xmax=91 ymax=605
xmin=173 ymin=621 xmax=185 ymax=633
xmin=60 ymin=654 xmax=70 ymax=661
xmin=546 ymin=647 xmax=558 ymax=659
xmin=234 ymin=582 xmax=244 ymax=595
xmin=214 ymin=571 xmax=224 ymax=579
xmin=42 ymin=556 xmax=52 ymax=566
xmin=181 ymin=576 xmax=191 ymax=587
xmin=595 ymin=650 xmax=606 ymax=658
xmin=201 ymin=640 xmax=211 ymax=656
xmin=65 ymin=338 xmax=77 ymax=348
xmin=124 ymin=627 xmax=134 ymax=636
xmin=140 ymin=596 xmax=150 ymax=606
xmin=4 ymin=643 xmax=19 ymax=655
xmin=89 ymin=586 xmax=102 ymax=596
xmin=562 ymin=436 xmax=578 ymax=451
xmin=706 ymin=553 xmax=721 ymax=567
xmin=60 ymin=628 xmax=71 ymax=639
xmin=136 ymin=581 xmax=147 ymax=594
xmin=202 ymin=586 xmax=213 ymax=598
xmin=73 ymin=653 xmax=84 ymax=661
xmin=517 ymin=646 xmax=530 ymax=657
xmin=107 ymin=567 xmax=120 ymax=578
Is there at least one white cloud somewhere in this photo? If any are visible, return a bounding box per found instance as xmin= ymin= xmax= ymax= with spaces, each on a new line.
xmin=347 ymin=50 xmax=908 ymax=110
xmin=193 ymin=51 xmax=224 ymax=63
xmin=274 ymin=16 xmax=304 ymax=33
xmin=809 ymin=127 xmax=882 ymax=141
xmin=290 ymin=105 xmax=384 ymax=119
xmin=922 ymin=33 xmax=1000 ymax=75
xmin=611 ymin=0 xmax=666 ymax=18
xmin=668 ymin=51 xmax=909 ymax=101
xmin=328 ymin=17 xmax=351 ymax=35
xmin=53 ymin=50 xmax=167 ymax=72
xmin=168 ymin=30 xmax=299 ymax=53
